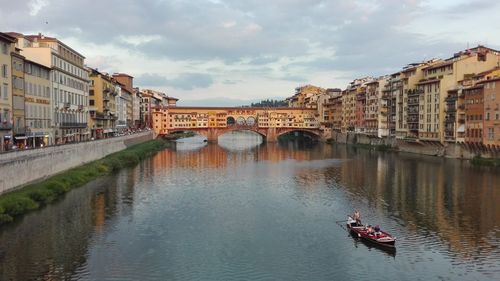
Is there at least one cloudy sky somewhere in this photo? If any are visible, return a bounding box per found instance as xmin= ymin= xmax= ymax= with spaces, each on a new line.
xmin=1 ymin=0 xmax=499 ymax=105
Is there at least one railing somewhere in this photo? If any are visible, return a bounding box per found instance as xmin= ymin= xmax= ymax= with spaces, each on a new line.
xmin=60 ymin=122 xmax=87 ymax=128
xmin=0 ymin=122 xmax=13 ymax=130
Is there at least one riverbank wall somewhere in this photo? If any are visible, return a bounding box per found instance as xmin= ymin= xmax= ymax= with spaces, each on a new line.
xmin=0 ymin=132 xmax=154 ymax=194
xmin=330 ymin=132 xmax=500 ymax=159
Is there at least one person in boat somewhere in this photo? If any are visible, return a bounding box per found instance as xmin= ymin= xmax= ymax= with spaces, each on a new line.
xmin=353 ymin=210 xmax=361 ymax=226
xmin=366 ymin=225 xmax=375 ymax=236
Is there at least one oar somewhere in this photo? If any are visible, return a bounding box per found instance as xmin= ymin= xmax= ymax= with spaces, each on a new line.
xmin=335 ymin=218 xmax=348 ymax=223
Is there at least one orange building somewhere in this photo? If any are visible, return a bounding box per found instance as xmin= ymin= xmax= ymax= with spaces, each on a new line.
xmin=463 ymin=85 xmax=484 ymax=144
xmin=478 ymin=77 xmax=500 ymax=146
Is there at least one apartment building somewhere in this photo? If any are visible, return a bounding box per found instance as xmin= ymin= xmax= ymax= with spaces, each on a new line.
xmin=463 ymin=85 xmax=485 ymax=144
xmin=418 ymin=46 xmax=500 ymax=143
xmin=24 ymin=60 xmax=51 ymax=147
xmin=10 ymin=33 xmax=90 ymax=144
xmin=478 ymin=77 xmax=500 ymax=146
xmin=88 ymin=68 xmax=119 ymax=139
xmin=0 ymin=32 xmax=16 ymax=151
xmin=287 ymin=85 xmax=325 ymax=108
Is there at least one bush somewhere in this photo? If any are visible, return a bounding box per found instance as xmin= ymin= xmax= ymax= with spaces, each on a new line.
xmin=1 ymin=197 xmax=39 ymax=216
xmin=27 ymin=188 xmax=56 ymax=204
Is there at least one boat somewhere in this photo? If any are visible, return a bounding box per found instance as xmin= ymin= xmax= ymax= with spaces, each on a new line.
xmin=346 ymin=216 xmax=396 ymax=248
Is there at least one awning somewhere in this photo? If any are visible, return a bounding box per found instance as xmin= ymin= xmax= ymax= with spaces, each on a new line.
xmin=65 ymin=133 xmax=75 ymax=137
xmin=103 ymin=129 xmax=114 ymax=133
xmin=457 ymin=125 xmax=465 ymax=133
xmin=3 ymin=135 xmax=12 ymax=139
xmin=82 ymin=132 xmax=91 ymax=135
xmin=14 ymin=136 xmax=28 ymax=140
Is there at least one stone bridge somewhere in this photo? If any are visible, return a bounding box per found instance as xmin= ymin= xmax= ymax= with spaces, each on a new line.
xmin=152 ymin=107 xmax=326 ymax=142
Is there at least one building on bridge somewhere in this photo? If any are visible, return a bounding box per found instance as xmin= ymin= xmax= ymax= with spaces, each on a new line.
xmin=152 ymin=107 xmax=325 ymax=142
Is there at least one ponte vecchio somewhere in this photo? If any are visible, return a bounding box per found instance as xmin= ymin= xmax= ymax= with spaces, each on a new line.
xmin=152 ymin=107 xmax=327 ymax=142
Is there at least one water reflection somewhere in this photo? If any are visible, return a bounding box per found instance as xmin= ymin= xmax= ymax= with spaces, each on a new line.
xmin=0 ymin=169 xmax=133 ymax=280
xmin=0 ymin=135 xmax=498 ymax=280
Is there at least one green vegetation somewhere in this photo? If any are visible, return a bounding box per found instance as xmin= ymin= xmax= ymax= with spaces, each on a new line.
xmin=470 ymin=156 xmax=500 ymax=167
xmin=0 ymin=139 xmax=169 ymax=225
xmin=250 ymin=99 xmax=288 ymax=107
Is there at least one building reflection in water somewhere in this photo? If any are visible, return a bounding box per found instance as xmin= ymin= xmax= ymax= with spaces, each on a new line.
xmin=327 ymin=145 xmax=499 ymax=261
xmin=0 ymin=168 xmax=138 ymax=281
xmin=0 ymin=135 xmax=498 ymax=280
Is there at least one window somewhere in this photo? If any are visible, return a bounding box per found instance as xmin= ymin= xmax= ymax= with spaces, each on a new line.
xmin=89 ymin=100 xmax=94 ymax=106
xmin=2 ymin=83 xmax=7 ymax=100
xmin=1 ymin=43 xmax=7 ymax=54
xmin=2 ymin=64 xmax=7 ymax=78
xmin=488 ymin=128 xmax=494 ymax=140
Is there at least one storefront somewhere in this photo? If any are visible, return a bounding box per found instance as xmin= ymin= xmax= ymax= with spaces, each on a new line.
xmin=26 ymin=132 xmax=49 ymax=148
xmin=103 ymin=128 xmax=114 ymax=138
xmin=13 ymin=135 xmax=28 ymax=149
xmin=2 ymin=135 xmax=12 ymax=151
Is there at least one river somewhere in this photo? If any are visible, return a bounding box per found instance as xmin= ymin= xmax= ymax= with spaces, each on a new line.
xmin=0 ymin=132 xmax=499 ymax=280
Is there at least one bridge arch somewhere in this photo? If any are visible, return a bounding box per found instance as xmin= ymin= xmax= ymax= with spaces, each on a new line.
xmin=165 ymin=129 xmax=209 ymax=139
xmin=218 ymin=127 xmax=267 ymax=139
xmin=276 ymin=128 xmax=321 ymax=140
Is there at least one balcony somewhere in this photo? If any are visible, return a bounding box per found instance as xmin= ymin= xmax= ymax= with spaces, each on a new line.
xmin=446 ymin=107 xmax=456 ymax=113
xmin=60 ymin=122 xmax=88 ymax=128
xmin=64 ymin=102 xmax=71 ymax=109
xmin=445 ymin=96 xmax=457 ymax=102
xmin=0 ymin=121 xmax=13 ymax=130
xmin=78 ymin=105 xmax=84 ymax=111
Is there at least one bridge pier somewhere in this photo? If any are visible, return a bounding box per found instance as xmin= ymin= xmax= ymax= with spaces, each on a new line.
xmin=266 ymin=127 xmax=278 ymax=142
xmin=206 ymin=128 xmax=219 ymax=142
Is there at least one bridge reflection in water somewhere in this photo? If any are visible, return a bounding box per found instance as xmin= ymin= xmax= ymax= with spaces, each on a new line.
xmin=0 ymin=137 xmax=498 ymax=280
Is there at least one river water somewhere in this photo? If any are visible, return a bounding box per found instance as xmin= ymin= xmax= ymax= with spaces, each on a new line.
xmin=0 ymin=133 xmax=499 ymax=281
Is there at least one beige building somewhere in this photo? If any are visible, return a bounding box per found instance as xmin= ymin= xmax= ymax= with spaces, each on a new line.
xmin=24 ymin=60 xmax=51 ymax=147
xmin=11 ymin=50 xmax=25 ymax=146
xmin=396 ymin=62 xmax=433 ymax=139
xmin=0 ymin=33 xmax=16 ymax=151
xmin=418 ymin=46 xmax=500 ymax=143
xmin=10 ymin=33 xmax=90 ymax=144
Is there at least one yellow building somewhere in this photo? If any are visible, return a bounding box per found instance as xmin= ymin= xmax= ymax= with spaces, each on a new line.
xmin=88 ymin=68 xmax=119 ymax=139
xmin=24 ymin=60 xmax=51 ymax=147
xmin=418 ymin=46 xmax=500 ymax=142
xmin=0 ymin=32 xmax=16 ymax=151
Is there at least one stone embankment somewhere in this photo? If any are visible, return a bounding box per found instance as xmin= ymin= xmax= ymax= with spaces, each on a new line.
xmin=330 ymin=132 xmax=500 ymax=160
xmin=0 ymin=132 xmax=154 ymax=194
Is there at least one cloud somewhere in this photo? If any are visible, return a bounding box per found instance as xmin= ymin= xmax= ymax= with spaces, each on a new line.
xmin=1 ymin=0 xmax=499 ymax=103
xmin=136 ymin=73 xmax=214 ymax=90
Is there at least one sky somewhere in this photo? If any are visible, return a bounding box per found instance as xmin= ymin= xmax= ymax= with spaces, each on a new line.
xmin=1 ymin=0 xmax=499 ymax=106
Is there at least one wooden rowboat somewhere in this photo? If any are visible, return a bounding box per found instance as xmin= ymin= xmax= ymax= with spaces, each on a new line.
xmin=346 ymin=217 xmax=396 ymax=248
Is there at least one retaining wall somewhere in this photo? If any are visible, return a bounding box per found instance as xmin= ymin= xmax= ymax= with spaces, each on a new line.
xmin=0 ymin=132 xmax=154 ymax=194
xmin=331 ymin=131 xmax=500 ymax=159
